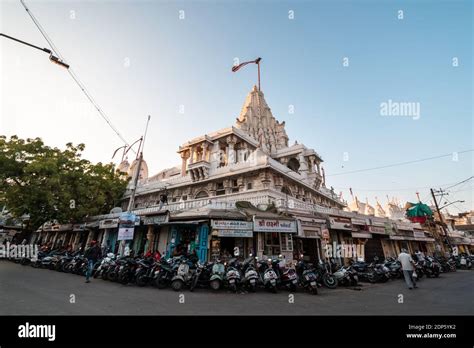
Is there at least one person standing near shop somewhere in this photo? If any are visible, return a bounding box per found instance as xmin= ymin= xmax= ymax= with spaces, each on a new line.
xmin=84 ymin=240 xmax=101 ymax=284
xmin=398 ymin=248 xmax=417 ymax=289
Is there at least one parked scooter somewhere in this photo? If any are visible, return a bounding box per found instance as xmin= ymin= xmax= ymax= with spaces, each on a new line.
xmin=209 ymin=259 xmax=226 ymax=291
xmin=257 ymin=258 xmax=279 ymax=293
xmin=171 ymin=257 xmax=195 ymax=291
xmin=241 ymin=255 xmax=259 ymax=292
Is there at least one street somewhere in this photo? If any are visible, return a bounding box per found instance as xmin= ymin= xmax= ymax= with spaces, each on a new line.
xmin=0 ymin=261 xmax=472 ymax=315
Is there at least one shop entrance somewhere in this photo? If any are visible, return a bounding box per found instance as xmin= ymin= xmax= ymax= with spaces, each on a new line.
xmin=219 ymin=237 xmax=235 ymax=258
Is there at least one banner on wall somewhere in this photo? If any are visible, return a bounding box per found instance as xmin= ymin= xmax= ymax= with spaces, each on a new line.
xmin=118 ymin=212 xmax=136 ymax=241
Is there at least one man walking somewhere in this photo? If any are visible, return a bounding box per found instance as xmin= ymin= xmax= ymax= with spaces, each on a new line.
xmin=84 ymin=240 xmax=101 ymax=283
xmin=398 ymin=248 xmax=417 ymax=289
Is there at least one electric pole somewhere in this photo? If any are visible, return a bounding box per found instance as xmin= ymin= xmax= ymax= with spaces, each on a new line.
xmin=430 ymin=188 xmax=452 ymax=251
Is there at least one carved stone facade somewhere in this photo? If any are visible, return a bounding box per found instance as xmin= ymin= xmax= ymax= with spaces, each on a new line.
xmin=124 ymin=86 xmax=345 ymax=212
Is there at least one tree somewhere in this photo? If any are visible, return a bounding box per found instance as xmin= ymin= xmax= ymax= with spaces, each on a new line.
xmin=0 ymin=135 xmax=129 ymax=231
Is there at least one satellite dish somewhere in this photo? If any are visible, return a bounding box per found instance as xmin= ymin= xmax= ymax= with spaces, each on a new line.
xmin=110 ymin=207 xmax=123 ymax=214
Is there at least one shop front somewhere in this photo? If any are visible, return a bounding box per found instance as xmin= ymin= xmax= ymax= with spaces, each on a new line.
xmin=166 ymin=221 xmax=209 ymax=263
xmin=366 ymin=219 xmax=394 ymax=261
xmin=294 ymin=215 xmax=327 ymax=263
xmin=328 ymin=215 xmax=353 ymax=265
xmin=98 ymin=218 xmax=119 ymax=254
xmin=141 ymin=211 xmax=169 ymax=255
xmin=210 ymin=220 xmax=253 ymax=261
xmin=253 ymin=217 xmax=297 ymax=262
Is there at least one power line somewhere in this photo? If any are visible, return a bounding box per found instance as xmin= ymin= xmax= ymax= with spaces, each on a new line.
xmin=442 ymin=176 xmax=474 ymax=190
xmin=327 ymin=149 xmax=473 ymax=177
xmin=333 ymin=178 xmax=474 ymax=193
xmin=19 ymin=0 xmax=133 ymax=151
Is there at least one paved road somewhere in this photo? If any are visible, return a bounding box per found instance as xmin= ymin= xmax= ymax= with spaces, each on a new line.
xmin=0 ymin=261 xmax=472 ymax=315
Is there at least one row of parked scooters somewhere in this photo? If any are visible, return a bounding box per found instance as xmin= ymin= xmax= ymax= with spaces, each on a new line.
xmin=9 ymin=248 xmax=472 ymax=294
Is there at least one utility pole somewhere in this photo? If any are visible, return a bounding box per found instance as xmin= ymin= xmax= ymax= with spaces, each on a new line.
xmin=116 ymin=116 xmax=151 ymax=256
xmin=430 ymin=188 xmax=452 ymax=251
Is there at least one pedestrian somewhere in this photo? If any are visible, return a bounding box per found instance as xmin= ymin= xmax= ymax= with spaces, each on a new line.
xmin=84 ymin=240 xmax=101 ymax=283
xmin=398 ymin=248 xmax=417 ymax=289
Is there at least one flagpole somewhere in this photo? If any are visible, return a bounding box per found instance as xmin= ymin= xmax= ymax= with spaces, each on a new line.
xmin=257 ymin=60 xmax=261 ymax=91
xmin=256 ymin=57 xmax=262 ymax=91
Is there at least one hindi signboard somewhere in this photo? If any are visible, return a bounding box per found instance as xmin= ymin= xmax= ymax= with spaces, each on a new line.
xmin=253 ymin=218 xmax=297 ymax=233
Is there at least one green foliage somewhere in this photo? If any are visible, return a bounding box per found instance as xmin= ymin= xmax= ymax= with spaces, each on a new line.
xmin=0 ymin=135 xmax=128 ymax=231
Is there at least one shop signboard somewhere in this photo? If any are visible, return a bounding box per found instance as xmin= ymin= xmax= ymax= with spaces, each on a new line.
xmin=217 ymin=230 xmax=253 ymax=238
xmin=413 ymin=230 xmax=426 ymax=239
xmin=253 ymin=218 xmax=297 ymax=233
xmin=368 ymin=226 xmax=386 ymax=234
xmin=143 ymin=213 xmax=169 ymax=225
xmin=351 ymin=217 xmax=369 ymax=226
xmin=99 ymin=218 xmax=119 ymax=229
xmin=211 ymin=220 xmax=253 ymax=230
xmin=328 ymin=216 xmax=352 ymax=230
xmin=118 ymin=212 xmax=136 ymax=241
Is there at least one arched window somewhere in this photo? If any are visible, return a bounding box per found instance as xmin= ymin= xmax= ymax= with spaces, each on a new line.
xmin=195 ymin=190 xmax=209 ymax=199
xmin=287 ymin=157 xmax=300 ymax=172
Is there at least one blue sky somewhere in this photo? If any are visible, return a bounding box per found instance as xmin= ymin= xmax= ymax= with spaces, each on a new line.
xmin=1 ymin=0 xmax=472 ymax=212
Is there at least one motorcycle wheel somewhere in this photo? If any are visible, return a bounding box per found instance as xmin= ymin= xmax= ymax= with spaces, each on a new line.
xmin=155 ymin=274 xmax=168 ymax=289
xmin=48 ymin=263 xmax=56 ymax=270
xmin=310 ymin=285 xmax=318 ymax=295
xmin=119 ymin=273 xmax=129 ymax=285
xmin=93 ymin=270 xmax=99 ymax=279
xmin=270 ymin=285 xmax=277 ymax=294
xmin=136 ymin=274 xmax=148 ymax=287
xmin=210 ymin=279 xmax=221 ymax=291
xmin=322 ymin=274 xmax=338 ymax=289
xmin=171 ymin=279 xmax=184 ymax=292
xmin=101 ymin=270 xmax=108 ymax=281
xmin=108 ymin=271 xmax=118 ymax=282
xmin=249 ymin=283 xmax=257 ymax=292
xmin=230 ymin=283 xmax=237 ymax=293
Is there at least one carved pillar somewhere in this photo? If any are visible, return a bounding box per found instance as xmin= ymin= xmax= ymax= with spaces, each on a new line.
xmin=202 ymin=143 xmax=209 ymax=162
xmin=309 ymin=156 xmax=315 ymax=173
xmin=189 ymin=146 xmax=195 ymax=165
xmin=180 ymin=150 xmax=190 ymax=176
xmin=226 ymin=136 xmax=237 ymax=164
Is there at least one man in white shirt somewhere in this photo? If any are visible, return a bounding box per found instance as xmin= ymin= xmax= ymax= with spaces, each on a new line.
xmin=398 ymin=248 xmax=417 ymax=289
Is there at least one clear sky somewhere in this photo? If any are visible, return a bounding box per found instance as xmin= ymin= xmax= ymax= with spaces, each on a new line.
xmin=1 ymin=0 xmax=472 ymax=212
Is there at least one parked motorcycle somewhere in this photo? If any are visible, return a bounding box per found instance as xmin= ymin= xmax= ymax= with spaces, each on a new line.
xmin=190 ymin=261 xmax=212 ymax=292
xmin=134 ymin=257 xmax=158 ymax=286
xmin=383 ymin=257 xmax=403 ymax=279
xmin=315 ymin=260 xmax=338 ymax=289
xmin=272 ymin=256 xmax=298 ymax=292
xmin=295 ymin=258 xmax=318 ymax=294
xmin=336 ymin=264 xmax=358 ymax=286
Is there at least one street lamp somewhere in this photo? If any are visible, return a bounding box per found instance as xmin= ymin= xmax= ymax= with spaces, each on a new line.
xmin=439 ymin=200 xmax=465 ymax=210
xmin=1 ymin=33 xmax=69 ymax=69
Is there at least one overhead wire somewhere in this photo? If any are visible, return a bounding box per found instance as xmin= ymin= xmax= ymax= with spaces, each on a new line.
xmin=19 ymin=0 xmax=134 ymax=153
